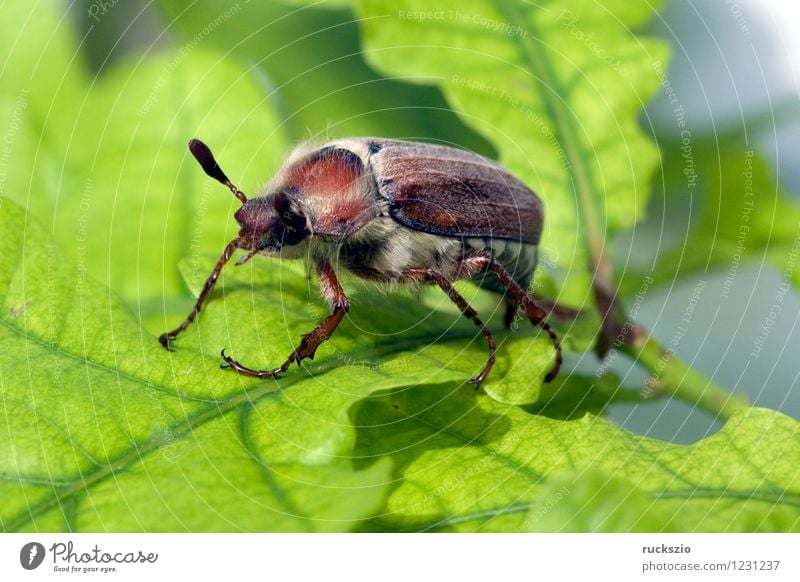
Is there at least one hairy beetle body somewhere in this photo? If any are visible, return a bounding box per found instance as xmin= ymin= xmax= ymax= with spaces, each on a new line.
xmin=161 ymin=137 xmax=561 ymax=384
xmin=257 ymin=138 xmax=541 ymax=287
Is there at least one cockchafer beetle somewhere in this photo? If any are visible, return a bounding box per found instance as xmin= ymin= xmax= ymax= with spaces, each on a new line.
xmin=160 ymin=138 xmax=562 ymax=383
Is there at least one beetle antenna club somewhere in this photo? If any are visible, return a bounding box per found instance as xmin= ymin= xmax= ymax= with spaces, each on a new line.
xmin=188 ymin=138 xmax=248 ymax=204
xmin=161 ymin=137 xmax=562 ymax=383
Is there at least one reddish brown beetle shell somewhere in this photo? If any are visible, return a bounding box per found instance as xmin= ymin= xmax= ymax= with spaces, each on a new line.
xmin=368 ymin=140 xmax=543 ymax=245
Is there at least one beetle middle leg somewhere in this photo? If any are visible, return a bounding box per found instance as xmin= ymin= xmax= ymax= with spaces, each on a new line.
xmin=221 ymin=260 xmax=349 ymax=378
xmin=461 ymin=254 xmax=562 ymax=382
xmin=404 ymin=268 xmax=496 ymax=385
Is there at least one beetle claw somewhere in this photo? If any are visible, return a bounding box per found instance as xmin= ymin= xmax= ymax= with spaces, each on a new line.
xmin=220 ymin=348 xmax=284 ymax=378
xmin=220 ymin=348 xmax=234 ymax=367
xmin=159 ymin=333 xmax=175 ymax=351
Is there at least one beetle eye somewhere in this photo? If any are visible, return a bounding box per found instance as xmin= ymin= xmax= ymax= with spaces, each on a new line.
xmin=281 ymin=209 xmax=300 ymax=229
xmin=273 ymin=192 xmax=302 ymax=230
xmin=272 ymin=190 xmax=309 ymax=245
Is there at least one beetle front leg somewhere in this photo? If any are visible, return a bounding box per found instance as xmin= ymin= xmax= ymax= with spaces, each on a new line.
xmin=404 ymin=268 xmax=496 ymax=385
xmin=159 ymin=239 xmax=239 ymax=350
xmin=461 ymin=255 xmax=562 ymax=382
xmin=220 ymin=260 xmax=349 ymax=378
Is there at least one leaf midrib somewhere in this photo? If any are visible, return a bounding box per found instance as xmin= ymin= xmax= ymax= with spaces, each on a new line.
xmin=492 ymin=1 xmax=603 ymax=261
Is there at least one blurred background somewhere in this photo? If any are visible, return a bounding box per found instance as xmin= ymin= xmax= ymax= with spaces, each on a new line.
xmin=4 ymin=0 xmax=798 ymax=443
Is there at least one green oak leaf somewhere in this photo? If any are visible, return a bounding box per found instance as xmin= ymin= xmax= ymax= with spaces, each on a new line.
xmin=59 ymin=48 xmax=288 ymax=316
xmin=0 ymin=196 xmax=562 ymax=530
xmin=1 ymin=0 xmax=290 ymax=319
xmin=347 ymin=0 xmax=669 ymax=307
xmin=353 ymin=383 xmax=800 ymax=532
xmin=523 ymin=372 xmax=635 ymax=420
xmin=0 ymin=0 xmax=88 ymax=208
xmin=280 ymin=0 xmax=352 ymax=7
xmin=155 ymin=0 xmax=492 ymax=152
xmin=1 ymin=197 xmax=402 ymax=532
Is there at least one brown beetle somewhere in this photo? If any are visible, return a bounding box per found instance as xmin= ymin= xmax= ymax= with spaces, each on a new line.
xmin=160 ymin=138 xmax=561 ymax=383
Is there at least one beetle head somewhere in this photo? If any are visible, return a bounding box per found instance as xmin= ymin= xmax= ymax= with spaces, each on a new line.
xmin=234 ymin=190 xmax=310 ymax=253
xmin=188 ymin=138 xmax=311 ymax=260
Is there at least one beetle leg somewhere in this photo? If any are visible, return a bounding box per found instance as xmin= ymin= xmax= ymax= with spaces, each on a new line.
xmin=461 ymin=255 xmax=562 ymax=382
xmin=159 ymin=239 xmax=239 ymax=350
xmin=506 ymin=297 xmax=581 ymax=328
xmin=503 ymin=298 xmax=520 ymax=329
xmin=220 ymin=260 xmax=349 ymax=378
xmin=404 ymin=268 xmax=496 ymax=385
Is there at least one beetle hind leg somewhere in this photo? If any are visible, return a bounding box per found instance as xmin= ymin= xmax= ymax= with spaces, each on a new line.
xmin=461 ymin=254 xmax=562 ymax=382
xmin=503 ymin=298 xmax=520 ymax=329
